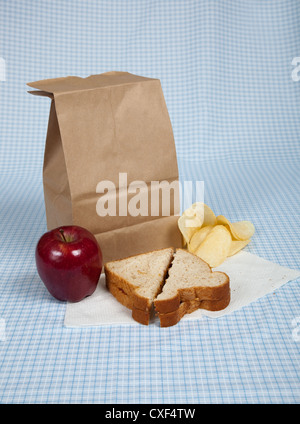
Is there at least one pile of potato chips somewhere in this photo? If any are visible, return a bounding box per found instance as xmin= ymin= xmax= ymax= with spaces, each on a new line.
xmin=178 ymin=203 xmax=255 ymax=268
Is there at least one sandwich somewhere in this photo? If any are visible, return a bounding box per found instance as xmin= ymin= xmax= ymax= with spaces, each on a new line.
xmin=104 ymin=248 xmax=230 ymax=327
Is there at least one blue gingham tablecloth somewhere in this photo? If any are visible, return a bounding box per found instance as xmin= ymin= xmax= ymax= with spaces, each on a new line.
xmin=0 ymin=0 xmax=299 ymax=404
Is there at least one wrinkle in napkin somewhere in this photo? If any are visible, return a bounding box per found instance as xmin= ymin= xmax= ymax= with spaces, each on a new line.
xmin=64 ymin=251 xmax=300 ymax=327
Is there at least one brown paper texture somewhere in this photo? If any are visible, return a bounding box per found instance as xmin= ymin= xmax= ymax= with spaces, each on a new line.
xmin=28 ymin=72 xmax=182 ymax=262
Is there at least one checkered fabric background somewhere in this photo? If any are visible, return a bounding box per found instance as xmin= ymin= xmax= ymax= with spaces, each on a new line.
xmin=0 ymin=1 xmax=299 ymax=404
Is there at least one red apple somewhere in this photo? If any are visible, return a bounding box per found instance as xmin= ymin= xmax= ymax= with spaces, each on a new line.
xmin=35 ymin=225 xmax=102 ymax=302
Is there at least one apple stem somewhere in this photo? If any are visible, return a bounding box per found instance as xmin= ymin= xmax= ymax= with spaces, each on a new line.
xmin=59 ymin=228 xmax=67 ymax=243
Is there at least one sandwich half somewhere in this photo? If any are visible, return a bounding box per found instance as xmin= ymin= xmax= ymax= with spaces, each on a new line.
xmin=154 ymin=249 xmax=230 ymax=327
xmin=104 ymin=248 xmax=174 ymax=325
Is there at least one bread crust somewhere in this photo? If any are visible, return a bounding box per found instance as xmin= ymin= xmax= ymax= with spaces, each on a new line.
xmin=105 ymin=267 xmax=151 ymax=311
xmin=132 ymin=307 xmax=151 ymax=326
xmin=106 ymin=277 xmax=134 ymax=310
xmin=158 ymin=292 xmax=231 ymax=327
xmin=105 ymin=276 xmax=151 ymax=325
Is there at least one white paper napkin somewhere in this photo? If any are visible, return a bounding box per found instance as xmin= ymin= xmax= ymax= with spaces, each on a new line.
xmin=64 ymin=251 xmax=300 ymax=327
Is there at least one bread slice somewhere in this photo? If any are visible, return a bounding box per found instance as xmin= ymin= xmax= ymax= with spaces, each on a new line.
xmin=154 ymin=249 xmax=230 ymax=327
xmin=104 ymin=248 xmax=174 ymax=325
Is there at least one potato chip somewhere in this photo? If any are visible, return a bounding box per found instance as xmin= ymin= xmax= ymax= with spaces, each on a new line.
xmin=188 ymin=225 xmax=213 ymax=253
xmin=202 ymin=203 xmax=217 ymax=227
xmin=178 ymin=203 xmax=254 ymax=265
xmin=177 ymin=203 xmax=205 ymax=245
xmin=216 ymin=215 xmax=255 ymax=241
xmin=177 ymin=203 xmax=217 ymax=245
xmin=178 ymin=214 xmax=192 ymax=245
xmin=194 ymin=225 xmax=232 ymax=268
xmin=228 ymin=239 xmax=251 ymax=256
xmin=178 ymin=213 xmax=201 ymax=245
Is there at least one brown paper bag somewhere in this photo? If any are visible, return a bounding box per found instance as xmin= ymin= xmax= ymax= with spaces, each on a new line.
xmin=28 ymin=72 xmax=181 ymax=263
